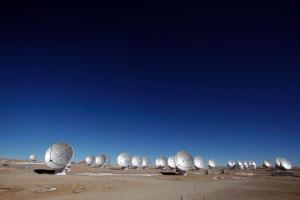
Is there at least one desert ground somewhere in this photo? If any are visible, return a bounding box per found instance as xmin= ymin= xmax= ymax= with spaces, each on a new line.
xmin=1 ymin=159 xmax=300 ymax=200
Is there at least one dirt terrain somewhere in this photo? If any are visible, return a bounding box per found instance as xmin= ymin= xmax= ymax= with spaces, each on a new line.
xmin=1 ymin=159 xmax=300 ymax=200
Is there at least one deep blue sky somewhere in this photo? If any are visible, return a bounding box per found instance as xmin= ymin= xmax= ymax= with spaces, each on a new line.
xmin=0 ymin=2 xmax=300 ymax=165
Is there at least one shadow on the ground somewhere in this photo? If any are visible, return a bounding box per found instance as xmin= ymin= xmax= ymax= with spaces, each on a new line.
xmin=34 ymin=169 xmax=56 ymax=174
xmin=160 ymin=171 xmax=178 ymax=175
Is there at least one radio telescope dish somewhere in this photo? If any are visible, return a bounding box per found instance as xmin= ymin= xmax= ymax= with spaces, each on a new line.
xmin=251 ymin=161 xmax=257 ymax=169
xmin=175 ymin=151 xmax=194 ymax=173
xmin=237 ymin=161 xmax=244 ymax=169
xmin=194 ymin=156 xmax=205 ymax=169
xmin=247 ymin=161 xmax=252 ymax=168
xmin=117 ymin=153 xmax=132 ymax=168
xmin=132 ymin=156 xmax=143 ymax=168
xmin=263 ymin=160 xmax=272 ymax=168
xmin=95 ymin=154 xmax=106 ymax=166
xmin=167 ymin=156 xmax=176 ymax=169
xmin=85 ymin=155 xmax=95 ymax=165
xmin=45 ymin=142 xmax=74 ymax=170
xmin=29 ymin=154 xmax=37 ymax=161
xmin=228 ymin=161 xmax=235 ymax=168
xmin=275 ymin=157 xmax=282 ymax=168
xmin=280 ymin=158 xmax=292 ymax=170
xmin=208 ymin=159 xmax=216 ymax=168
xmin=243 ymin=161 xmax=249 ymax=169
xmin=159 ymin=156 xmax=168 ymax=168
xmin=142 ymin=157 xmax=150 ymax=168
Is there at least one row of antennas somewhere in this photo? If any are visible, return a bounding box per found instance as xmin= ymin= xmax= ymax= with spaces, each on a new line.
xmin=29 ymin=142 xmax=293 ymax=175
xmin=263 ymin=158 xmax=292 ymax=170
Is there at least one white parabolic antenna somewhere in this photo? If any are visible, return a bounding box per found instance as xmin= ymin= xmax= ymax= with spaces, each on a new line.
xmin=237 ymin=161 xmax=244 ymax=169
xmin=95 ymin=154 xmax=106 ymax=166
xmin=248 ymin=161 xmax=252 ymax=167
xmin=243 ymin=161 xmax=249 ymax=169
xmin=142 ymin=157 xmax=150 ymax=167
xmin=85 ymin=155 xmax=95 ymax=165
xmin=175 ymin=151 xmax=194 ymax=171
xmin=29 ymin=154 xmax=37 ymax=161
xmin=251 ymin=161 xmax=257 ymax=169
xmin=132 ymin=156 xmax=143 ymax=168
xmin=208 ymin=159 xmax=216 ymax=168
xmin=167 ymin=156 xmax=176 ymax=169
xmin=194 ymin=156 xmax=205 ymax=169
xmin=159 ymin=156 xmax=168 ymax=168
xmin=280 ymin=158 xmax=292 ymax=170
xmin=228 ymin=161 xmax=235 ymax=168
xmin=263 ymin=160 xmax=272 ymax=168
xmin=117 ymin=153 xmax=131 ymax=167
xmin=275 ymin=157 xmax=282 ymax=167
xmin=45 ymin=143 xmax=74 ymax=169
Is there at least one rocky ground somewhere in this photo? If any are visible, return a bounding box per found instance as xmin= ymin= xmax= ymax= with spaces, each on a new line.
xmin=0 ymin=159 xmax=300 ymax=200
